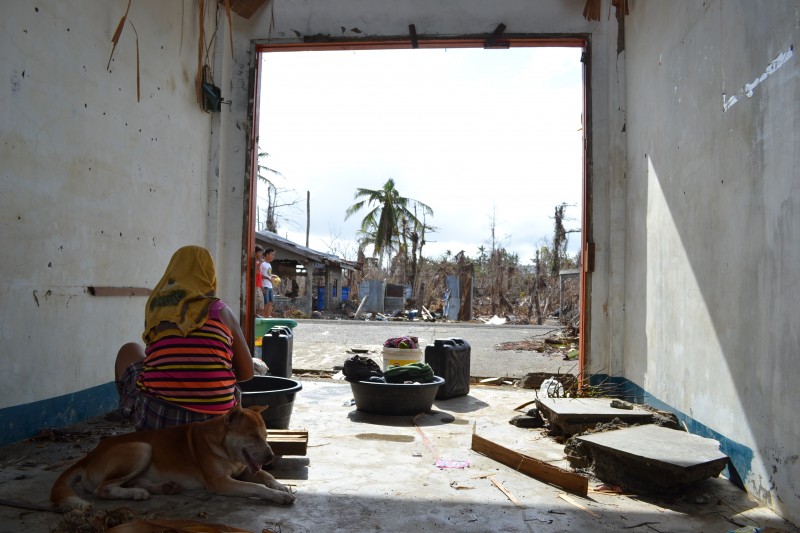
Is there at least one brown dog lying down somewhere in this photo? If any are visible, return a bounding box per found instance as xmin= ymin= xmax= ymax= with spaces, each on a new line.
xmin=51 ymin=405 xmax=295 ymax=510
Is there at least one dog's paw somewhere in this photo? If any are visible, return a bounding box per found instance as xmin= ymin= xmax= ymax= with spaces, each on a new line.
xmin=98 ymin=485 xmax=151 ymax=501
xmin=275 ymin=491 xmax=296 ymax=505
xmin=268 ymin=480 xmax=293 ymax=494
xmin=61 ymin=496 xmax=92 ymax=511
xmin=129 ymin=487 xmax=151 ymax=501
xmin=160 ymin=481 xmax=182 ymax=495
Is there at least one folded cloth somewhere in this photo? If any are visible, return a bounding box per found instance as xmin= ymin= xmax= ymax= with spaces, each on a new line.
xmin=383 ymin=336 xmax=419 ymax=349
xmin=343 ymin=355 xmax=384 ymax=382
xmin=384 ymin=362 xmax=435 ymax=384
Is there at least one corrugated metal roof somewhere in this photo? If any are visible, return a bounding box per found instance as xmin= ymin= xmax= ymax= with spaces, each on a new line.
xmin=255 ymin=230 xmax=360 ymax=271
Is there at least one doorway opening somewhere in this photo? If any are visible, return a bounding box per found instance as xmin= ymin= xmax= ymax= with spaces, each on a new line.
xmin=244 ymin=36 xmax=590 ymax=375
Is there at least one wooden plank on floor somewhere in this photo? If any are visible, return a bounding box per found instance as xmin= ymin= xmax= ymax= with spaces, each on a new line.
xmin=471 ymin=433 xmax=588 ymax=497
xmin=267 ymin=429 xmax=308 ymax=456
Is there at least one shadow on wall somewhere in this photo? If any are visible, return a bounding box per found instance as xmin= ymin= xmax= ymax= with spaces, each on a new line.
xmin=621 ymin=142 xmax=798 ymax=515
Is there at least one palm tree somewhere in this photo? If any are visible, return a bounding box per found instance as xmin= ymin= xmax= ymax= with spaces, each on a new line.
xmin=345 ymin=178 xmax=433 ymax=269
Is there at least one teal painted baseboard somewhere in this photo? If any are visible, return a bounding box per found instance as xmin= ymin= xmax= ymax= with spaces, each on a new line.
xmin=0 ymin=382 xmax=119 ymax=447
xmin=588 ymin=374 xmax=753 ymax=488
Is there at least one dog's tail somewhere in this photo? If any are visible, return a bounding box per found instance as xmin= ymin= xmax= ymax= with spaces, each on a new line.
xmin=50 ymin=461 xmax=90 ymax=511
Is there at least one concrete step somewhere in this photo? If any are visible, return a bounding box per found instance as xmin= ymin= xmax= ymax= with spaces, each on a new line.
xmin=536 ymin=396 xmax=655 ymax=436
xmin=577 ymin=424 xmax=729 ymax=493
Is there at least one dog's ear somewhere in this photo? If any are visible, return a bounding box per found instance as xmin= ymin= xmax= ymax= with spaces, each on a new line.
xmin=224 ymin=403 xmax=244 ymax=425
xmin=245 ymin=405 xmax=269 ymax=414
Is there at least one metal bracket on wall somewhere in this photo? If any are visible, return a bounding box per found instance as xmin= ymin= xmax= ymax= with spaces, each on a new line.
xmin=88 ymin=286 xmax=152 ymax=296
xmin=408 ymin=24 xmax=419 ymax=49
xmin=484 ymin=23 xmax=509 ymax=49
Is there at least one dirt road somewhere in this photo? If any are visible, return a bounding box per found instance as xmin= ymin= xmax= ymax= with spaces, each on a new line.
xmin=282 ymin=319 xmax=577 ymax=379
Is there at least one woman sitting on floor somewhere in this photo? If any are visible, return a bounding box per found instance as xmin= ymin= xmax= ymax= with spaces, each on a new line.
xmin=114 ymin=245 xmax=254 ymax=430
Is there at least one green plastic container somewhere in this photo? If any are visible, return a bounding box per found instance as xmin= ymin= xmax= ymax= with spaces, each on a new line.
xmin=254 ymin=318 xmax=298 ymax=339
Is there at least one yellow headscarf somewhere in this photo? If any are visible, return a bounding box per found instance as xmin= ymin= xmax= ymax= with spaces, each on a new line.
xmin=142 ymin=245 xmax=219 ymax=344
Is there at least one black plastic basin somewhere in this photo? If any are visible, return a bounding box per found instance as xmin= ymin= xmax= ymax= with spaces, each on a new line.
xmin=240 ymin=376 xmax=302 ymax=429
xmin=349 ymin=376 xmax=445 ymax=416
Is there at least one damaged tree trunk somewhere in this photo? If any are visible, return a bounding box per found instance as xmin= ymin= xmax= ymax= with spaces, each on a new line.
xmin=526 ymin=275 xmax=535 ymax=321
xmin=401 ymin=217 xmax=410 ymax=284
xmin=533 ymin=249 xmax=543 ymax=325
xmin=551 ymin=203 xmax=567 ymax=278
xmin=409 ymin=226 xmax=418 ymax=289
xmin=457 ymin=253 xmax=473 ymax=321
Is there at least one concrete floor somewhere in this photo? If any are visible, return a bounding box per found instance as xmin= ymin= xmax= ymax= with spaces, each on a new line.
xmin=0 ymin=381 xmax=797 ymax=533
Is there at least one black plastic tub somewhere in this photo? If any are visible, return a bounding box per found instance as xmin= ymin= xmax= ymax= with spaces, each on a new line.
xmin=240 ymin=376 xmax=302 ymax=429
xmin=349 ymin=376 xmax=445 ymax=416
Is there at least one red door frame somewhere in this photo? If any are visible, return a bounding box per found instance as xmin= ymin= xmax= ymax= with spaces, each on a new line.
xmin=243 ymin=36 xmax=592 ymax=380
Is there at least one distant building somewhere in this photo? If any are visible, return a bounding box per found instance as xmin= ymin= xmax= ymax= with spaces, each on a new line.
xmin=255 ymin=231 xmax=359 ymax=316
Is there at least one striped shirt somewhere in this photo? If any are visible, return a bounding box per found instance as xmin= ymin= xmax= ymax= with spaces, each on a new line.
xmin=137 ymin=300 xmax=237 ymax=414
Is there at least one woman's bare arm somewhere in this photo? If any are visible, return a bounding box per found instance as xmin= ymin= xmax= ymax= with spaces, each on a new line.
xmin=220 ymin=305 xmax=254 ymax=382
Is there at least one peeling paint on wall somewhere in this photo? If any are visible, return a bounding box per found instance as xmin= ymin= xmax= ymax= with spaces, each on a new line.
xmin=723 ymin=45 xmax=794 ymax=111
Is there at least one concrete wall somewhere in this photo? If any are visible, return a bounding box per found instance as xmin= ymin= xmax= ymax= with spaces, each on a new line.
xmin=623 ymin=1 xmax=799 ymax=522
xmin=0 ymin=0 xmax=623 ymax=442
xmin=0 ymin=1 xmax=216 ymax=436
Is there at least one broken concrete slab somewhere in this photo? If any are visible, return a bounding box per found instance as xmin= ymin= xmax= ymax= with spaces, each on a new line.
xmin=536 ymin=396 xmax=654 ymax=436
xmin=577 ymin=424 xmax=729 ymax=494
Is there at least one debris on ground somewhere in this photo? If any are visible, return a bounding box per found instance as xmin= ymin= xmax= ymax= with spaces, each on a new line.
xmin=540 ymin=377 xmax=565 ymax=398
xmin=104 ymin=518 xmax=254 ymax=532
xmin=557 ymin=492 xmax=601 ymax=519
xmin=515 ymin=372 xmax=577 ymax=391
xmin=29 ymin=428 xmax=92 ymax=443
xmin=495 ymin=329 xmax=580 ymax=364
xmin=564 ymin=418 xmax=630 ymax=470
xmin=294 ymin=369 xmax=336 ymax=380
xmin=496 ymin=338 xmax=545 ymax=352
xmin=509 ymin=408 xmax=545 ymax=428
xmin=610 ymin=399 xmax=633 ymax=410
xmin=52 ymin=506 xmax=139 ymax=533
xmin=489 ymin=476 xmax=525 ymax=508
xmin=639 ymin=404 xmax=682 ymax=430
xmin=591 ymin=483 xmax=625 ymax=494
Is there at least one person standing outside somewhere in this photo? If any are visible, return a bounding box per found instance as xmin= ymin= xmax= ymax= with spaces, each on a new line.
xmin=261 ymin=247 xmax=277 ymax=317
xmin=254 ymin=245 xmax=266 ymax=318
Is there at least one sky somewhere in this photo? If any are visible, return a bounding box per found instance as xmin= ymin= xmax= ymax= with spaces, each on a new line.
xmin=257 ymin=46 xmax=584 ymax=265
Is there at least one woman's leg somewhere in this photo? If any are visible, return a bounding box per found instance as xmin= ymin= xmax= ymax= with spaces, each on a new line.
xmin=115 ymin=342 xmax=146 ymax=380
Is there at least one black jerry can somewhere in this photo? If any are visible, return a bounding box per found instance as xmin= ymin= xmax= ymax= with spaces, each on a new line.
xmin=262 ymin=326 xmax=293 ymax=378
xmin=425 ymin=338 xmax=470 ymax=399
